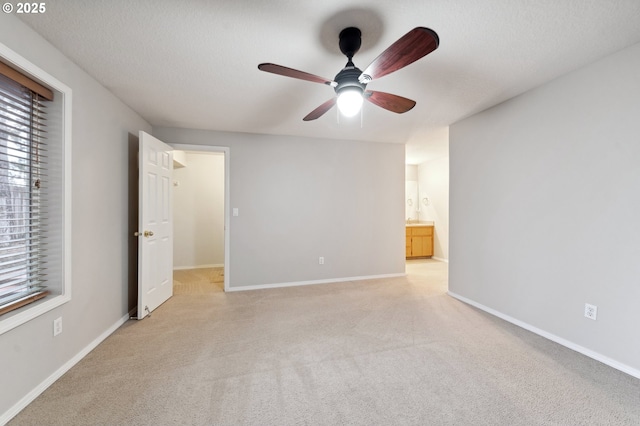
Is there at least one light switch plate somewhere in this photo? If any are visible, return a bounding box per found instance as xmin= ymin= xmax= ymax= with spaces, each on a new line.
xmin=53 ymin=317 xmax=62 ymax=336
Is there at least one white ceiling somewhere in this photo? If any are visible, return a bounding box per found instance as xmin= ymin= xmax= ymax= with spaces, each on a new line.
xmin=18 ymin=0 xmax=640 ymax=164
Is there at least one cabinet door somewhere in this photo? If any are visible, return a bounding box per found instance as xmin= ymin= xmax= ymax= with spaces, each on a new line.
xmin=406 ymin=236 xmax=412 ymax=257
xmin=423 ymin=236 xmax=434 ymax=256
xmin=411 ymin=236 xmax=425 ymax=256
xmin=411 ymin=235 xmax=434 ymax=257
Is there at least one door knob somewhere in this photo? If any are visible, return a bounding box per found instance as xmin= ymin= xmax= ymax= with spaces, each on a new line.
xmin=144 ymin=231 xmax=154 ymax=237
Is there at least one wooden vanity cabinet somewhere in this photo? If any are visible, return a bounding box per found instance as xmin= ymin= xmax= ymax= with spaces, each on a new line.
xmin=406 ymin=226 xmax=434 ymax=258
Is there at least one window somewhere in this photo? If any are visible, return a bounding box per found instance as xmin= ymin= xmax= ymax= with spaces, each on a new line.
xmin=0 ymin=69 xmax=51 ymax=316
xmin=0 ymin=43 xmax=71 ymax=334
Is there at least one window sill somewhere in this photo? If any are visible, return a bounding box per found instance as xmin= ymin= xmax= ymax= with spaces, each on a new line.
xmin=0 ymin=290 xmax=50 ymax=316
xmin=0 ymin=293 xmax=70 ymax=335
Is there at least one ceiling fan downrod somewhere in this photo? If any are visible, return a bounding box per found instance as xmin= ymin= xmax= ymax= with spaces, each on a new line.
xmin=335 ymin=27 xmax=366 ymax=99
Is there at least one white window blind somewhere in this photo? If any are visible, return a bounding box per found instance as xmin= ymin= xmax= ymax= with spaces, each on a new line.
xmin=0 ymin=72 xmax=50 ymax=315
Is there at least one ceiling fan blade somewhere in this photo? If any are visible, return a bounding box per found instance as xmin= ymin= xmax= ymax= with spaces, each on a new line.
xmin=303 ymin=98 xmax=337 ymax=121
xmin=360 ymin=27 xmax=439 ymax=83
xmin=365 ymin=91 xmax=416 ymax=114
xmin=258 ymin=63 xmax=335 ymax=86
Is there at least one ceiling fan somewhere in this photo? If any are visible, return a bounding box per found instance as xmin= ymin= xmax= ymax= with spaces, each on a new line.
xmin=258 ymin=26 xmax=439 ymax=121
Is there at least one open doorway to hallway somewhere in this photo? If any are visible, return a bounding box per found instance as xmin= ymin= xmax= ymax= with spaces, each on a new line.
xmin=170 ymin=146 xmax=229 ymax=293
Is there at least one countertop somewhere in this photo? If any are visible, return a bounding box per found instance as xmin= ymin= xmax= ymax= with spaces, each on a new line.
xmin=406 ymin=221 xmax=434 ymax=227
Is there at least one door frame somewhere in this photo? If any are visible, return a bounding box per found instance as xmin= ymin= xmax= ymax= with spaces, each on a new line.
xmin=170 ymin=144 xmax=230 ymax=291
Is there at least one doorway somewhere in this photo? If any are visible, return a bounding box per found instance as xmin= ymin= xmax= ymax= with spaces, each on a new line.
xmin=170 ymin=144 xmax=230 ymax=291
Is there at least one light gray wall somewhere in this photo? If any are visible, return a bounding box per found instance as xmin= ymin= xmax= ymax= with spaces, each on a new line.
xmin=0 ymin=14 xmax=152 ymax=417
xmin=418 ymin=156 xmax=449 ymax=261
xmin=173 ymin=152 xmax=225 ymax=269
xmin=449 ymin=42 xmax=640 ymax=373
xmin=154 ymin=127 xmax=406 ymax=288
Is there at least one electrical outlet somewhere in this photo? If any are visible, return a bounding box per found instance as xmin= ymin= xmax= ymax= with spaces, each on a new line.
xmin=53 ymin=317 xmax=62 ymax=336
xmin=319 ymin=256 xmax=324 ymax=265
xmin=584 ymin=303 xmax=597 ymax=320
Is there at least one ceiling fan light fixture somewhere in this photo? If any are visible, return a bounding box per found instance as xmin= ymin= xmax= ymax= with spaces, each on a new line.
xmin=258 ymin=26 xmax=439 ymax=121
xmin=337 ymin=87 xmax=364 ymax=117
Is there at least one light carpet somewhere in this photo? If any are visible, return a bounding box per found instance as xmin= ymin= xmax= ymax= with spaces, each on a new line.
xmin=174 ymin=267 xmax=225 ymax=295
xmin=8 ymin=260 xmax=640 ymax=425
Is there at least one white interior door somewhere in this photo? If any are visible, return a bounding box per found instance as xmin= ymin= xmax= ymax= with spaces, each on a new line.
xmin=137 ymin=131 xmax=173 ymax=319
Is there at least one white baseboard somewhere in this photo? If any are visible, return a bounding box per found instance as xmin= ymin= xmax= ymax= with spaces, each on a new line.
xmin=432 ymin=257 xmax=448 ymax=263
xmin=227 ymin=273 xmax=407 ymax=292
xmin=1 ymin=311 xmax=132 ymax=425
xmin=173 ymin=263 xmax=223 ymax=271
xmin=447 ymin=291 xmax=640 ymax=379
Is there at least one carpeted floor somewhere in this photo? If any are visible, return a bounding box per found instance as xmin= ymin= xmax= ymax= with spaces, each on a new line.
xmin=8 ymin=260 xmax=640 ymax=425
xmin=173 ymin=267 xmax=225 ymax=295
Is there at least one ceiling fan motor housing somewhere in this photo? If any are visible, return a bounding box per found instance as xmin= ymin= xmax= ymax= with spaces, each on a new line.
xmin=334 ymin=65 xmax=367 ymax=96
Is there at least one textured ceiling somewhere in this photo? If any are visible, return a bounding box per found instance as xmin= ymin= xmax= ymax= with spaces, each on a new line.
xmin=17 ymin=0 xmax=640 ymax=164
